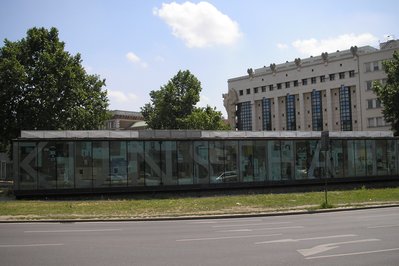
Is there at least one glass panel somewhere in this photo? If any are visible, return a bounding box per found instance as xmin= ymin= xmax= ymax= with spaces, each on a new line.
xmin=268 ymin=140 xmax=281 ymax=181
xmin=144 ymin=141 xmax=162 ymax=186
xmin=281 ymin=141 xmax=294 ymax=180
xmin=295 ymin=140 xmax=310 ymax=180
xmin=330 ymin=140 xmax=344 ymax=177
xmin=209 ymin=141 xmax=224 ymax=184
xmin=75 ymin=141 xmax=93 ymax=188
xmin=127 ymin=141 xmax=145 ymax=186
xmin=19 ymin=142 xmax=37 ymax=190
xmin=92 ymin=141 xmax=109 ymax=188
xmin=37 ymin=142 xmax=57 ymax=189
xmin=56 ymin=142 xmax=74 ymax=188
xmin=366 ymin=140 xmax=376 ymax=176
xmin=307 ymin=140 xmax=322 ymax=178
xmin=353 ymin=140 xmax=366 ymax=176
xmin=161 ymin=141 xmax=177 ymax=185
xmin=346 ymin=140 xmax=356 ymax=177
xmin=253 ymin=140 xmax=267 ymax=181
xmin=240 ymin=140 xmax=253 ymax=182
xmin=376 ymin=140 xmax=388 ymax=175
xmin=110 ymin=141 xmax=127 ymax=187
xmin=193 ymin=141 xmax=209 ymax=184
xmin=224 ymin=141 xmax=239 ymax=183
xmin=177 ymin=141 xmax=193 ymax=185
xmin=387 ymin=140 xmax=397 ymax=175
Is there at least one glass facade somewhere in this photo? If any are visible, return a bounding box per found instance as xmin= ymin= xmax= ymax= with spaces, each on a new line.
xmin=339 ymin=85 xmax=352 ymax=131
xmin=14 ymin=137 xmax=399 ymax=194
xmin=262 ymin=98 xmax=272 ymax=131
xmin=286 ymin=95 xmax=296 ymax=130
xmin=237 ymin=101 xmax=252 ymax=130
xmin=311 ymin=90 xmax=323 ymax=131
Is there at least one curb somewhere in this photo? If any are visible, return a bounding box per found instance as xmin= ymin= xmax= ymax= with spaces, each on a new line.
xmin=1 ymin=204 xmax=398 ymax=223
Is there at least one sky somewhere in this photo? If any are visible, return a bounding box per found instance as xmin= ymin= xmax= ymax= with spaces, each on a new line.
xmin=1 ymin=0 xmax=398 ymax=117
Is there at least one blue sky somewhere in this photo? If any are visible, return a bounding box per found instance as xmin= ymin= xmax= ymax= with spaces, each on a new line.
xmin=1 ymin=0 xmax=398 ymax=116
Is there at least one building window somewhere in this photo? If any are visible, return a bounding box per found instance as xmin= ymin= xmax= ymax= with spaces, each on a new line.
xmin=254 ymin=87 xmax=258 ymax=93
xmin=329 ymin=74 xmax=335 ymax=81
xmin=376 ymin=99 xmax=382 ymax=108
xmin=311 ymin=77 xmax=316 ymax=84
xmin=311 ymin=90 xmax=323 ymax=131
xmin=246 ymin=88 xmax=250 ymax=95
xmin=239 ymin=90 xmax=243 ymax=96
xmin=286 ymin=95 xmax=296 ymax=131
xmin=349 ymin=70 xmax=355 ymax=78
xmin=262 ymin=98 xmax=272 ymax=131
xmin=339 ymin=72 xmax=345 ymax=79
xmin=269 ymin=85 xmax=274 ymax=91
xmin=373 ymin=61 xmax=379 ymax=71
xmin=285 ymin=82 xmax=290 ymax=88
xmin=367 ymin=98 xmax=382 ymax=109
xmin=237 ymin=101 xmax=252 ymax=130
xmin=339 ymin=85 xmax=352 ymax=131
xmin=277 ymin=83 xmax=282 ymax=90
xmin=293 ymin=80 xmax=298 ymax=87
xmin=366 ymin=81 xmax=373 ymax=91
xmin=367 ymin=99 xmax=373 ymax=109
xmin=302 ymin=79 xmax=308 ymax=86
xmin=320 ymin=76 xmax=325 ymax=83
xmin=261 ymin=86 xmax=266 ymax=92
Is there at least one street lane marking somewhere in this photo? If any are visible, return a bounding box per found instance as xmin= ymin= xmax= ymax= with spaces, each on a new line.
xmin=190 ymin=218 xmax=265 ymax=224
xmin=0 ymin=243 xmax=64 ymax=248
xmin=212 ymin=222 xmax=292 ymax=228
xmin=24 ymin=229 xmax=122 ymax=233
xmin=368 ymin=224 xmax=399 ymax=229
xmin=218 ymin=226 xmax=304 ymax=233
xmin=255 ymin=234 xmax=356 ymax=244
xmin=306 ymin=247 xmax=399 ymax=260
xmin=176 ymin=233 xmax=282 ymax=242
xmin=297 ymin=239 xmax=380 ymax=257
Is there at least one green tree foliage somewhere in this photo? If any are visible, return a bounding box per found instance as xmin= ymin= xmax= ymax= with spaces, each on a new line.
xmin=179 ymin=106 xmax=230 ymax=130
xmin=373 ymin=51 xmax=399 ymax=135
xmin=0 ymin=27 xmax=109 ymax=151
xmin=141 ymin=70 xmax=228 ymax=130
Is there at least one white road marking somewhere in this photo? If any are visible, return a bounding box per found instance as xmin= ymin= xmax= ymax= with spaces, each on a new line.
xmin=0 ymin=243 xmax=64 ymax=248
xmin=176 ymin=233 xmax=282 ymax=242
xmin=219 ymin=226 xmax=304 ymax=233
xmin=297 ymin=239 xmax=380 ymax=257
xmin=255 ymin=234 xmax=356 ymax=244
xmin=306 ymin=247 xmax=399 ymax=260
xmin=190 ymin=218 xmax=265 ymax=224
xmin=24 ymin=229 xmax=122 ymax=233
xmin=212 ymin=222 xmax=292 ymax=228
xmin=368 ymin=224 xmax=399 ymax=229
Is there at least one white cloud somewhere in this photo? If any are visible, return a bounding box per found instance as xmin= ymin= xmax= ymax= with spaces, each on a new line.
xmin=126 ymin=52 xmax=148 ymax=68
xmin=108 ymin=89 xmax=138 ymax=103
xmin=197 ymin=94 xmax=210 ymax=107
xmin=292 ymin=33 xmax=378 ymax=56
xmin=277 ymin=43 xmax=289 ymax=50
xmin=153 ymin=1 xmax=241 ymax=48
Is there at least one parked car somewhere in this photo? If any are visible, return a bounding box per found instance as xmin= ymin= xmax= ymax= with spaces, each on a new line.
xmin=216 ymin=171 xmax=238 ymax=182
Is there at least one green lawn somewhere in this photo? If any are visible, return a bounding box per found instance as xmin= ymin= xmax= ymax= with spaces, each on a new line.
xmin=0 ymin=187 xmax=398 ymax=221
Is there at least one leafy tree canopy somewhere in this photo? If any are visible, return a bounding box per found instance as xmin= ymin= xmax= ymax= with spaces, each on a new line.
xmin=373 ymin=50 xmax=399 ymax=135
xmin=141 ymin=70 xmax=229 ymax=130
xmin=0 ymin=27 xmax=109 ymax=151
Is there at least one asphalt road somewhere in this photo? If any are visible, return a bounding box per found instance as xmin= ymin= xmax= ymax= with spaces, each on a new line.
xmin=1 ymin=207 xmax=399 ymax=266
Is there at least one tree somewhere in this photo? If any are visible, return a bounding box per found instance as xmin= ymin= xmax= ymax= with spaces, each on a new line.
xmin=373 ymin=51 xmax=399 ymax=135
xmin=0 ymin=27 xmax=109 ymax=151
xmin=179 ymin=106 xmax=230 ymax=130
xmin=141 ymin=70 xmax=229 ymax=130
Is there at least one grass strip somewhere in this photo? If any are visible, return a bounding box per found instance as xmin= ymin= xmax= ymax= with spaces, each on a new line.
xmin=0 ymin=187 xmax=398 ymax=220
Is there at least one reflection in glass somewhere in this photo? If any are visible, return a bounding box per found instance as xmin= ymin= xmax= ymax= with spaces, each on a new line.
xmin=128 ymin=141 xmax=144 ymax=186
xmin=110 ymin=141 xmax=127 ymax=187
xmin=268 ymin=141 xmax=281 ymax=181
xmin=93 ymin=141 xmax=109 ymax=188
xmin=281 ymin=140 xmax=294 ymax=180
xmin=209 ymin=141 xmax=225 ymax=183
xmin=193 ymin=141 xmax=209 ymax=184
xmin=253 ymin=141 xmax=267 ymax=181
xmin=19 ymin=142 xmax=37 ymax=189
xmin=366 ymin=140 xmax=376 ymax=176
xmin=38 ymin=142 xmax=56 ymax=189
xmin=177 ymin=141 xmax=193 ymax=185
xmin=224 ymin=141 xmax=239 ymax=183
xmin=144 ymin=141 xmax=162 ymax=186
xmin=376 ymin=140 xmax=388 ymax=175
xmin=161 ymin=141 xmax=177 ymax=185
xmin=56 ymin=142 xmax=74 ymax=188
xmin=387 ymin=140 xmax=397 ymax=175
xmin=240 ymin=141 xmax=253 ymax=182
xmin=75 ymin=141 xmax=92 ymax=188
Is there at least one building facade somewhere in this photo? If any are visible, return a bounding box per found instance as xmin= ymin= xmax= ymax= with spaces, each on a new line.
xmin=13 ymin=130 xmax=397 ymax=196
xmin=105 ymin=110 xmax=147 ymax=130
xmin=223 ymin=40 xmax=399 ymax=131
